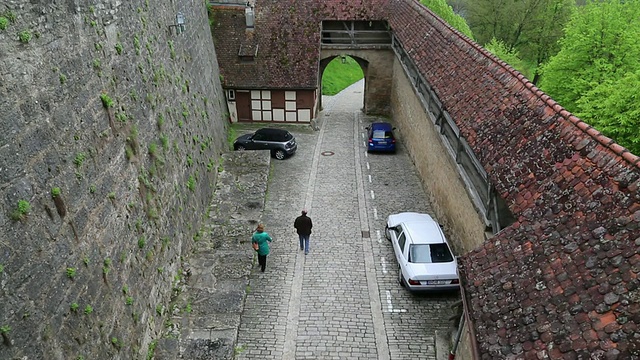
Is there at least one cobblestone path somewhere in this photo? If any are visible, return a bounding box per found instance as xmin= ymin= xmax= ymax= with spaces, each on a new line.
xmin=235 ymin=80 xmax=459 ymax=360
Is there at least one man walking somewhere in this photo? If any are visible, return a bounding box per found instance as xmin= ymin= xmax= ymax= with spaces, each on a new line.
xmin=294 ymin=210 xmax=312 ymax=255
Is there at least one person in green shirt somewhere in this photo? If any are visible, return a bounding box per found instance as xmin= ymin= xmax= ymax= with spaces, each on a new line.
xmin=252 ymin=224 xmax=273 ymax=272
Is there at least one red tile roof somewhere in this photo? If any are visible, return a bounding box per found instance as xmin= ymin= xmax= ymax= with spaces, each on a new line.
xmin=212 ymin=0 xmax=640 ymax=357
xmin=386 ymin=0 xmax=640 ymax=358
xmin=210 ymin=0 xmax=390 ymax=89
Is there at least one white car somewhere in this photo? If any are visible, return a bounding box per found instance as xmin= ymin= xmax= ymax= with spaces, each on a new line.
xmin=385 ymin=212 xmax=460 ymax=291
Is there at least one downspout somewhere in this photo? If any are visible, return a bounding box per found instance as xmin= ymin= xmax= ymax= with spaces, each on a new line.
xmin=458 ymin=282 xmax=482 ymax=360
xmin=449 ymin=310 xmax=465 ymax=360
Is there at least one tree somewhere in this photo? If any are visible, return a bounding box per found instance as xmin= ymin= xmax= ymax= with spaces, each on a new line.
xmin=540 ymin=0 xmax=640 ymax=155
xmin=539 ymin=0 xmax=640 ymax=113
xmin=421 ymin=0 xmax=474 ymax=39
xmin=484 ymin=38 xmax=532 ymax=79
xmin=462 ymin=0 xmax=574 ymax=83
xmin=575 ymin=71 xmax=640 ymax=155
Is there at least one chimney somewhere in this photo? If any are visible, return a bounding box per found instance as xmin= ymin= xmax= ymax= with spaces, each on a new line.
xmin=245 ymin=5 xmax=254 ymax=29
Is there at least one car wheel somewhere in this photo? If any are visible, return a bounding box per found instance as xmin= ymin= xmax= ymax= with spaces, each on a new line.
xmin=274 ymin=149 xmax=286 ymax=160
xmin=384 ymin=225 xmax=392 ymax=241
xmin=236 ymin=145 xmax=246 ymax=151
xmin=398 ymin=265 xmax=405 ymax=287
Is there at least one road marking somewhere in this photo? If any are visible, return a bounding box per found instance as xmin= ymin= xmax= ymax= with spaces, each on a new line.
xmin=370 ymin=190 xmax=375 ymax=200
xmin=368 ymin=174 xmax=372 ymax=183
xmin=355 ymin=111 xmax=390 ymax=360
xmin=366 ymin=162 xmax=370 ymax=170
xmin=373 ymin=207 xmax=378 ymax=220
xmin=386 ymin=290 xmax=407 ymax=313
xmin=376 ymin=229 xmax=381 ymax=243
xmin=381 ymin=256 xmax=388 ymax=274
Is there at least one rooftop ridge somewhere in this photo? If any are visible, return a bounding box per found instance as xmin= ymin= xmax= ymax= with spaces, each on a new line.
xmin=405 ymin=0 xmax=640 ymax=169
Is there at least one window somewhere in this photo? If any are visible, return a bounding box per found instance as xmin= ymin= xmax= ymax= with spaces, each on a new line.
xmin=408 ymin=243 xmax=453 ymax=263
xmin=227 ymin=89 xmax=236 ymax=101
xmin=398 ymin=231 xmax=407 ymax=253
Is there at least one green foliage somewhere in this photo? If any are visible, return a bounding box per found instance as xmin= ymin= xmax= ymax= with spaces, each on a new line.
xmin=70 ymin=303 xmax=79 ymax=312
xmin=51 ymin=187 xmax=61 ymax=198
xmin=18 ymin=30 xmax=32 ymax=43
xmin=0 ymin=325 xmax=11 ymax=334
xmin=10 ymin=200 xmax=30 ymax=221
xmin=464 ymin=0 xmax=574 ymax=83
xmin=539 ymin=0 xmax=640 ymax=154
xmin=322 ymin=56 xmax=363 ymax=95
xmin=108 ymin=192 xmax=116 ymax=200
xmin=484 ymin=38 xmax=532 ymax=79
xmin=0 ymin=264 xmax=4 ymax=273
xmin=575 ymin=70 xmax=640 ymax=155
xmin=4 ymin=11 xmax=16 ymax=23
xmin=73 ymin=152 xmax=86 ymax=167
xmin=84 ymin=305 xmax=93 ymax=315
xmin=540 ymin=0 xmax=640 ymax=110
xmin=59 ymin=74 xmax=67 ymax=84
xmin=115 ymin=42 xmax=123 ymax=55
xmin=146 ymin=340 xmax=158 ymax=360
xmin=160 ymin=134 xmax=169 ymax=150
xmin=125 ymin=296 xmax=134 ymax=305
xmin=186 ymin=175 xmax=196 ymax=191
xmin=66 ymin=267 xmax=77 ymax=279
xmin=100 ymin=93 xmax=114 ymax=108
xmin=420 ymin=0 xmax=473 ymax=39
xmin=138 ymin=237 xmax=146 ymax=249
xmin=0 ymin=17 xmax=9 ymax=31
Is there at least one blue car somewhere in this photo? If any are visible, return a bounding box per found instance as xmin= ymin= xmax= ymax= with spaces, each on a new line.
xmin=366 ymin=122 xmax=396 ymax=153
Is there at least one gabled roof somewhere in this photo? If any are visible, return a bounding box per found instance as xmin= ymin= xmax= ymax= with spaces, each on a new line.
xmin=209 ymin=0 xmax=390 ymax=89
xmin=386 ymin=0 xmax=640 ymax=358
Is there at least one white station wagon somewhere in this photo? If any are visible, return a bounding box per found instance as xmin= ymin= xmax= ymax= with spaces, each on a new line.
xmin=385 ymin=212 xmax=460 ymax=292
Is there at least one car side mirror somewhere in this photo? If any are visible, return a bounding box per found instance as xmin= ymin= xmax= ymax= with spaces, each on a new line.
xmin=365 ymin=126 xmax=370 ymax=130
xmin=393 ymin=127 xmax=397 ymax=130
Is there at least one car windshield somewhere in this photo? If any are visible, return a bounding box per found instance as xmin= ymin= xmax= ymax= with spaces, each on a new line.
xmin=372 ymin=130 xmax=392 ymax=139
xmin=408 ymin=243 xmax=453 ymax=263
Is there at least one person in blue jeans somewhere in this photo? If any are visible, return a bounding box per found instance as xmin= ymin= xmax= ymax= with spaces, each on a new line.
xmin=294 ymin=210 xmax=313 ymax=255
xmin=252 ymin=224 xmax=272 ymax=272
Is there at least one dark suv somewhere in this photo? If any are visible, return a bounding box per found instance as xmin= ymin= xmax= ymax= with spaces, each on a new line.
xmin=233 ymin=128 xmax=297 ymax=160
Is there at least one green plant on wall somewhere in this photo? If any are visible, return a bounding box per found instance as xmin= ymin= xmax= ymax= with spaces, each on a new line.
xmin=0 ymin=17 xmax=9 ymax=31
xmin=100 ymin=93 xmax=114 ymax=108
xmin=18 ymin=30 xmax=32 ymax=43
xmin=73 ymin=152 xmax=86 ymax=168
xmin=10 ymin=200 xmax=30 ymax=221
xmin=186 ymin=175 xmax=195 ymax=192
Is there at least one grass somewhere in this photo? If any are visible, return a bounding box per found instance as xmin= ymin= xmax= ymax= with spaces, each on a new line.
xmin=51 ymin=187 xmax=61 ymax=198
xmin=0 ymin=17 xmax=9 ymax=31
xmin=70 ymin=303 xmax=79 ymax=312
xmin=18 ymin=30 xmax=32 ymax=43
xmin=66 ymin=267 xmax=77 ymax=279
xmin=321 ymin=56 xmax=363 ymax=95
xmin=84 ymin=305 xmax=93 ymax=315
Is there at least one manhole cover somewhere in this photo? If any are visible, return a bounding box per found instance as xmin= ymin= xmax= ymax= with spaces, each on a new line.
xmin=361 ymin=230 xmax=370 ymax=238
xmin=321 ymin=151 xmax=335 ymax=156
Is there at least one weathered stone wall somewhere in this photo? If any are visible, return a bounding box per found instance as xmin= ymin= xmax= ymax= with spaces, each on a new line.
xmin=0 ymin=0 xmax=228 ymax=358
xmin=389 ymin=59 xmax=486 ymax=254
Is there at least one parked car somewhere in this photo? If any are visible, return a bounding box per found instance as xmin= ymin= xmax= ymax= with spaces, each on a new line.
xmin=233 ymin=128 xmax=297 ymax=160
xmin=385 ymin=212 xmax=460 ymax=291
xmin=366 ymin=122 xmax=396 ymax=153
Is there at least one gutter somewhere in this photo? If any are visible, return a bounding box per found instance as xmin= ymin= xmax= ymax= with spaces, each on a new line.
xmin=458 ymin=282 xmax=482 ymax=360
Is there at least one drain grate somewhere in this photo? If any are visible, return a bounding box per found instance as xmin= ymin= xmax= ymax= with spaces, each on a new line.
xmin=321 ymin=151 xmax=335 ymax=156
xmin=361 ymin=230 xmax=370 ymax=238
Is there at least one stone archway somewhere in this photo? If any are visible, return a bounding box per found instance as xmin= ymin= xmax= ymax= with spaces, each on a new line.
xmin=319 ymin=49 xmax=394 ymax=116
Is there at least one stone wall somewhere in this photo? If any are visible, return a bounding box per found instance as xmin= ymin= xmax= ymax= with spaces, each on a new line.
xmin=0 ymin=0 xmax=228 ymax=358
xmin=389 ymin=59 xmax=486 ymax=254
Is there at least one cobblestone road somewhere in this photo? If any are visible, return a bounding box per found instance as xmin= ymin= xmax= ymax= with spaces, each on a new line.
xmin=235 ymin=80 xmax=460 ymax=360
